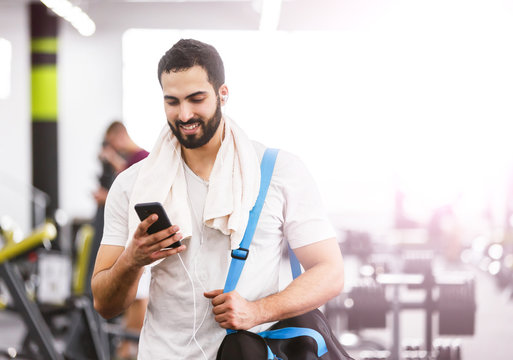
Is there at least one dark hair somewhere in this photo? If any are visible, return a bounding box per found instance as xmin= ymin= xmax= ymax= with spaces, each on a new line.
xmin=157 ymin=39 xmax=225 ymax=91
xmin=105 ymin=120 xmax=126 ymax=136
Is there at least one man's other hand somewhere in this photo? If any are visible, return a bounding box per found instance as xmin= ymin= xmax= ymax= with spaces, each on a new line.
xmin=204 ymin=289 xmax=260 ymax=330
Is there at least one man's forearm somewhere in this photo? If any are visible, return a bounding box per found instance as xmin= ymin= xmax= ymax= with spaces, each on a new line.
xmin=92 ymin=249 xmax=143 ymax=319
xmin=205 ymin=238 xmax=344 ymax=330
xmin=253 ymin=259 xmax=344 ymax=325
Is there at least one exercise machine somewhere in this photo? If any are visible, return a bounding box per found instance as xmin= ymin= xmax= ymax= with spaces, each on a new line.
xmin=327 ymin=232 xmax=476 ymax=360
xmin=0 ymin=222 xmax=108 ymax=360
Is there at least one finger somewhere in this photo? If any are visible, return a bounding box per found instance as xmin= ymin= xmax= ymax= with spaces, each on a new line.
xmin=217 ymin=316 xmax=240 ymax=330
xmin=204 ymin=289 xmax=224 ymax=299
xmin=149 ymin=244 xmax=186 ymax=261
xmin=156 ymin=232 xmax=183 ymax=251
xmin=218 ymin=321 xmax=230 ymax=329
xmin=135 ymin=214 xmax=159 ymax=237
xmin=146 ymin=232 xmax=182 ymax=253
xmin=153 ymin=225 xmax=180 ymax=243
xmin=214 ymin=314 xmax=229 ymax=326
xmin=212 ymin=303 xmax=229 ymax=315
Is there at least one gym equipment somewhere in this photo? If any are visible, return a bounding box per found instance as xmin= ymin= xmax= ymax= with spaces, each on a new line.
xmin=72 ymin=224 xmax=94 ymax=296
xmin=0 ymin=222 xmax=109 ymax=360
xmin=458 ymin=230 xmax=513 ymax=300
xmin=438 ymin=283 xmax=475 ymax=335
xmin=72 ymin=223 xmax=142 ymax=358
xmin=479 ymin=241 xmax=513 ymax=298
xmin=432 ymin=339 xmax=462 ymax=360
xmin=0 ymin=222 xmax=63 ymax=359
xmin=345 ymin=279 xmax=387 ymax=329
xmin=341 ymin=230 xmax=374 ymax=261
xmin=359 ymin=339 xmax=461 ymax=360
xmin=358 ymin=350 xmax=391 ymax=360
xmin=330 ymin=247 xmax=475 ymax=360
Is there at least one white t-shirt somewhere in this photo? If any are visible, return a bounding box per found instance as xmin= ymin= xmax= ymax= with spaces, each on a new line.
xmin=102 ymin=142 xmax=336 ymax=360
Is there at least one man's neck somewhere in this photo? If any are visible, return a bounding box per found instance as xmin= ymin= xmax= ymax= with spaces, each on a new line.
xmin=181 ymin=119 xmax=225 ymax=181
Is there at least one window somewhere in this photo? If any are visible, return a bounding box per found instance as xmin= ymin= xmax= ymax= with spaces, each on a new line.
xmin=122 ymin=18 xmax=513 ymax=231
xmin=0 ymin=37 xmax=11 ymax=99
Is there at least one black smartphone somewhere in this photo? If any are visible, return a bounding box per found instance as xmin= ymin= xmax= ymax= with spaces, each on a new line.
xmin=134 ymin=202 xmax=182 ymax=249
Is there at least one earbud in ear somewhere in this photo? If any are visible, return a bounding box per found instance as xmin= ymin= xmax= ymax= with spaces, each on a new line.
xmin=222 ymin=94 xmax=228 ymax=103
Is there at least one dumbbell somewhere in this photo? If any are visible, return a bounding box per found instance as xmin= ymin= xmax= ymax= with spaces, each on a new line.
xmin=345 ymin=280 xmax=388 ymax=331
xmin=438 ymin=281 xmax=476 ymax=336
xmin=402 ymin=339 xmax=428 ymax=360
xmin=359 ymin=350 xmax=390 ymax=360
xmin=401 ymin=349 xmax=429 ymax=360
xmin=433 ymin=339 xmax=462 ymax=360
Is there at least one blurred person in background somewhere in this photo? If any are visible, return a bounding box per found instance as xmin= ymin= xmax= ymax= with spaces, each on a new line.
xmin=91 ymin=121 xmax=149 ymax=360
xmin=100 ymin=121 xmax=149 ymax=173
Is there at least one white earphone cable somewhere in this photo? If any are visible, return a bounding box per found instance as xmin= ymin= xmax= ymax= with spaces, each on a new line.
xmin=177 ymin=253 xmax=208 ymax=360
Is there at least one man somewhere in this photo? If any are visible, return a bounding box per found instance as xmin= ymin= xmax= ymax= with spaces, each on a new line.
xmin=92 ymin=39 xmax=344 ymax=359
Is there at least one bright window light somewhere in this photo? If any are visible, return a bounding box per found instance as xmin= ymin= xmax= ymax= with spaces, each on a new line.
xmin=40 ymin=0 xmax=95 ymax=36
xmin=0 ymin=37 xmax=12 ymax=99
xmin=122 ymin=1 xmax=513 ymax=232
xmin=258 ymin=0 xmax=283 ymax=31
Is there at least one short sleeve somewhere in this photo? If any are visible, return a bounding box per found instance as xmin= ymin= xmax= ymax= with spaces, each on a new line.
xmin=276 ymin=151 xmax=336 ymax=249
xmin=101 ymin=164 xmax=139 ymax=247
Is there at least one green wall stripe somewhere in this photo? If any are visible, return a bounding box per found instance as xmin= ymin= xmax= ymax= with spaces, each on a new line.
xmin=31 ymin=37 xmax=57 ymax=54
xmin=31 ymin=65 xmax=57 ymax=121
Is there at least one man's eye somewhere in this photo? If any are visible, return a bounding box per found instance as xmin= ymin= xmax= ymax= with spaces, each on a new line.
xmin=166 ymin=101 xmax=178 ymax=106
xmin=190 ymin=98 xmax=205 ymax=103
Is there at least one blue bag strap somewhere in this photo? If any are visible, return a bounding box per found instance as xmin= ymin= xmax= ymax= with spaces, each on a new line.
xmin=288 ymin=245 xmax=302 ymax=279
xmin=223 ymin=148 xmax=279 ymax=295
xmin=258 ymin=327 xmax=329 ymax=357
xmin=266 ymin=346 xmax=275 ymax=360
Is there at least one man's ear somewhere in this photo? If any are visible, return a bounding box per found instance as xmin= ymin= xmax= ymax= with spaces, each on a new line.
xmin=219 ymin=84 xmax=229 ymax=105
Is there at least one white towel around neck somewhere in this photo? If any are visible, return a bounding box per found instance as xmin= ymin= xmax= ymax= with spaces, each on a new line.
xmin=127 ymin=117 xmax=261 ymax=260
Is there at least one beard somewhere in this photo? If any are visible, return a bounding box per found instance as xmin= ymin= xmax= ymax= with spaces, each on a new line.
xmin=167 ymin=98 xmax=222 ymax=149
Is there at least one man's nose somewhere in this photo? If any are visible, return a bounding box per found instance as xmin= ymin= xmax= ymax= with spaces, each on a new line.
xmin=179 ymin=103 xmax=194 ymax=122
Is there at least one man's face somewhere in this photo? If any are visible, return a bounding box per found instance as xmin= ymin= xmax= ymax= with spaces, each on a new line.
xmin=105 ymin=132 xmax=123 ymax=153
xmin=161 ymin=65 xmax=223 ymax=149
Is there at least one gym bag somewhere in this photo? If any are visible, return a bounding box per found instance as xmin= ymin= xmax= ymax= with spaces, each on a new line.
xmin=216 ymin=148 xmax=354 ymax=360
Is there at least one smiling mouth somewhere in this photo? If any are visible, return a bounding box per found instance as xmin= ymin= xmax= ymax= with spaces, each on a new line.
xmin=180 ymin=123 xmax=200 ymax=130
xmin=179 ymin=121 xmax=201 ymax=135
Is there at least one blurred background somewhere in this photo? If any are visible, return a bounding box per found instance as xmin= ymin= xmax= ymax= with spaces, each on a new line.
xmin=1 ymin=0 xmax=513 ymax=359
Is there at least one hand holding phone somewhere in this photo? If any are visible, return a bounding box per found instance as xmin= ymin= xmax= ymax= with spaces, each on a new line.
xmin=134 ymin=202 xmax=182 ymax=250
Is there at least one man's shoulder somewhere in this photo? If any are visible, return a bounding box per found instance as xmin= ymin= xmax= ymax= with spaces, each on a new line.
xmin=111 ymin=159 xmax=145 ymax=194
xmin=251 ymin=141 xmax=307 ymax=180
xmin=251 ymin=140 xmax=266 ymax=159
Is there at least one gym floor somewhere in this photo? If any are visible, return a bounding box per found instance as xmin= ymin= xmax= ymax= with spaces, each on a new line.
xmin=0 ymin=266 xmax=512 ymax=360
xmin=458 ymin=269 xmax=513 ymax=360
